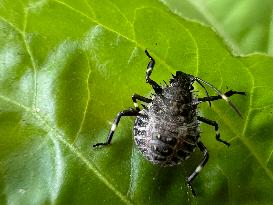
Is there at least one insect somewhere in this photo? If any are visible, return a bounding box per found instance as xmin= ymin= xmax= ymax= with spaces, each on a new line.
xmin=93 ymin=50 xmax=245 ymax=195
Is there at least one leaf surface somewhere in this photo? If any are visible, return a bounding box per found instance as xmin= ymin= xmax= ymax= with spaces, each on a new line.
xmin=0 ymin=0 xmax=272 ymax=204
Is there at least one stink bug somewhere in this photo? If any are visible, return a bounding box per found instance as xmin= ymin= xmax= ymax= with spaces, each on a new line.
xmin=93 ymin=50 xmax=245 ymax=195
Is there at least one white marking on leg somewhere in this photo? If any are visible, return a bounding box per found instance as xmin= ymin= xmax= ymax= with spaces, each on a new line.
xmin=111 ymin=124 xmax=116 ymax=131
xmin=195 ymin=165 xmax=202 ymax=173
xmin=134 ymin=102 xmax=138 ymax=108
xmin=146 ymin=67 xmax=152 ymax=74
xmin=221 ymin=94 xmax=228 ymax=101
xmin=216 ymin=130 xmax=220 ymax=135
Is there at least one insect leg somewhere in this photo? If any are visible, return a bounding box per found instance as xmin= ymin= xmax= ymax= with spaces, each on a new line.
xmin=197 ymin=116 xmax=230 ymax=146
xmin=132 ymin=93 xmax=152 ymax=111
xmin=93 ymin=108 xmax=139 ymax=147
xmin=196 ymin=77 xmax=244 ymax=118
xmin=186 ymin=141 xmax=209 ymax=196
xmin=145 ymin=50 xmax=162 ymax=94
xmin=198 ymin=90 xmax=246 ymax=102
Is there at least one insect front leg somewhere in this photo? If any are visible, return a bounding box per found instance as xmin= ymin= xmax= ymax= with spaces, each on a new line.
xmin=132 ymin=93 xmax=152 ymax=111
xmin=197 ymin=90 xmax=246 ymax=103
xmin=197 ymin=116 xmax=230 ymax=146
xmin=145 ymin=50 xmax=162 ymax=94
xmin=186 ymin=141 xmax=209 ymax=196
xmin=93 ymin=108 xmax=139 ymax=147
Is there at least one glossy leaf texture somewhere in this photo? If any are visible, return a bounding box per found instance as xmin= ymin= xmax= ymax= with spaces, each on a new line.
xmin=160 ymin=0 xmax=273 ymax=55
xmin=0 ymin=0 xmax=272 ymax=205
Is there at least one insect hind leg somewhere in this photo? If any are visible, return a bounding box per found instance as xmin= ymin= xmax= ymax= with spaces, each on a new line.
xmin=186 ymin=141 xmax=209 ymax=196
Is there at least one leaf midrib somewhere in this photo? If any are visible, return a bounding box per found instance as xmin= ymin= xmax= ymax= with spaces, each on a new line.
xmin=0 ymin=94 xmax=134 ymax=205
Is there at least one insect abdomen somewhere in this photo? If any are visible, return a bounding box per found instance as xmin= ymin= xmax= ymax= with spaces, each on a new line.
xmin=134 ymin=110 xmax=199 ymax=166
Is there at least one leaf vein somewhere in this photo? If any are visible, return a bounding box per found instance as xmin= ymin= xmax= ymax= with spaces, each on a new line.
xmin=217 ymin=59 xmax=273 ymax=182
xmin=0 ymin=95 xmax=134 ymax=205
xmin=0 ymin=16 xmax=23 ymax=34
xmin=73 ymin=52 xmax=92 ymax=144
xmin=242 ymin=62 xmax=255 ymax=137
xmin=108 ymin=0 xmax=135 ymax=38
xmin=52 ymin=1 xmax=175 ymax=74
xmin=83 ymin=0 xmax=97 ymax=18
xmin=266 ymin=150 xmax=273 ymax=165
xmin=0 ymin=13 xmax=38 ymax=110
xmin=216 ymin=54 xmax=228 ymax=89
xmin=22 ymin=7 xmax=38 ymax=110
xmin=211 ymin=108 xmax=273 ymax=183
xmin=52 ymin=0 xmax=134 ymax=44
xmin=210 ymin=98 xmax=273 ymax=183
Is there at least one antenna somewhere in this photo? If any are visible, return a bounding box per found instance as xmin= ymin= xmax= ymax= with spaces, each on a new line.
xmin=195 ymin=77 xmax=242 ymax=118
xmin=195 ymin=80 xmax=211 ymax=107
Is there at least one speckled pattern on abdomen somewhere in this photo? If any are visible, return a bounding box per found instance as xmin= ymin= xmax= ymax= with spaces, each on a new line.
xmin=133 ymin=109 xmax=200 ymax=167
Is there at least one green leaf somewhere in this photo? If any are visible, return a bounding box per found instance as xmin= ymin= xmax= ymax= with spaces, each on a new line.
xmin=0 ymin=0 xmax=272 ymax=204
xmin=160 ymin=0 xmax=273 ymax=55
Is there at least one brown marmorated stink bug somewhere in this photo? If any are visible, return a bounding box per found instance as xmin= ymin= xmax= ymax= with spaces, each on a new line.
xmin=93 ymin=50 xmax=245 ymax=195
